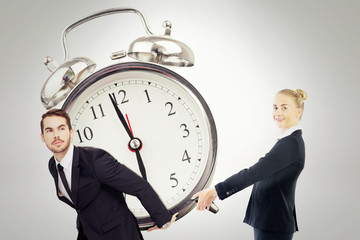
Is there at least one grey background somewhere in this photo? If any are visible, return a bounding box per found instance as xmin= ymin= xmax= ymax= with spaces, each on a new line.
xmin=1 ymin=0 xmax=359 ymax=239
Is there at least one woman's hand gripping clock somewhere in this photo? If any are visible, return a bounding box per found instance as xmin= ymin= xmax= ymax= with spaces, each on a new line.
xmin=109 ymin=94 xmax=147 ymax=180
xmin=192 ymin=187 xmax=218 ymax=212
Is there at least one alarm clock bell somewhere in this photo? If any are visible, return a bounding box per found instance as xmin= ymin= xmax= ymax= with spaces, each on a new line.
xmin=40 ymin=7 xmax=194 ymax=110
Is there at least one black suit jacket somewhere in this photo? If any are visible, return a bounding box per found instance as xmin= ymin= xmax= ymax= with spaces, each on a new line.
xmin=49 ymin=146 xmax=171 ymax=240
xmin=215 ymin=130 xmax=305 ymax=233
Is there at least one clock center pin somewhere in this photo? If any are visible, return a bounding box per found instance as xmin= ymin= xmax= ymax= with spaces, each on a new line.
xmin=128 ymin=137 xmax=143 ymax=152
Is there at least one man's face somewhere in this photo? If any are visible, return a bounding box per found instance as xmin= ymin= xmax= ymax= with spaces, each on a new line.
xmin=41 ymin=116 xmax=73 ymax=156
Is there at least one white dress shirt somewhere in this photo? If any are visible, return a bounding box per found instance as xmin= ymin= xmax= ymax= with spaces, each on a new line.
xmin=54 ymin=144 xmax=74 ymax=203
xmin=278 ymin=125 xmax=302 ymax=140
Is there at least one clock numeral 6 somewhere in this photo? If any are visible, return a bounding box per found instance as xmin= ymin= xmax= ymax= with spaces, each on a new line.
xmin=76 ymin=127 xmax=93 ymax=143
xmin=170 ymin=173 xmax=179 ymax=188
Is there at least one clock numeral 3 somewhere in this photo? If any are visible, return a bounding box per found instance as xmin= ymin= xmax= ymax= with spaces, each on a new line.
xmin=170 ymin=173 xmax=179 ymax=188
xmin=182 ymin=150 xmax=191 ymax=163
xmin=76 ymin=127 xmax=93 ymax=143
xmin=180 ymin=124 xmax=190 ymax=138
xmin=165 ymin=102 xmax=176 ymax=116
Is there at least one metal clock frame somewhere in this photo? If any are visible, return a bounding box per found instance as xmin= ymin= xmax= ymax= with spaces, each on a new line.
xmin=61 ymin=61 xmax=217 ymax=229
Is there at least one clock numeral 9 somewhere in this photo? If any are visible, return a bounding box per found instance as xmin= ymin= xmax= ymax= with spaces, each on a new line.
xmin=76 ymin=127 xmax=93 ymax=143
xmin=170 ymin=173 xmax=179 ymax=188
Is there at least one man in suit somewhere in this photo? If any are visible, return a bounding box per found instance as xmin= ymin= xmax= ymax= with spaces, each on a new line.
xmin=40 ymin=108 xmax=176 ymax=240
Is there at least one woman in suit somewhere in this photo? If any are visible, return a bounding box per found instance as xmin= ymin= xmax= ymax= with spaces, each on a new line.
xmin=193 ymin=89 xmax=307 ymax=240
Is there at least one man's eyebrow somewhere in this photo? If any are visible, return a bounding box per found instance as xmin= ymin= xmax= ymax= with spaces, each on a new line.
xmin=44 ymin=124 xmax=66 ymax=130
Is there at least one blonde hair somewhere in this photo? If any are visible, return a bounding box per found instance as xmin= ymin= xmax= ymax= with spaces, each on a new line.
xmin=277 ymin=89 xmax=308 ymax=118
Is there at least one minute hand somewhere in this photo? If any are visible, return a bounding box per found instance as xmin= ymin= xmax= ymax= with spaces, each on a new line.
xmin=109 ymin=94 xmax=134 ymax=139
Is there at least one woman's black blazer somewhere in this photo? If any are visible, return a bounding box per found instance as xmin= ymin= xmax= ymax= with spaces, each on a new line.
xmin=215 ymin=130 xmax=305 ymax=233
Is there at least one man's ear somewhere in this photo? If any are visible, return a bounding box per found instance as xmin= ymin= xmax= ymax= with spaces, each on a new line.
xmin=41 ymin=133 xmax=45 ymax=143
xmin=70 ymin=129 xmax=74 ymax=139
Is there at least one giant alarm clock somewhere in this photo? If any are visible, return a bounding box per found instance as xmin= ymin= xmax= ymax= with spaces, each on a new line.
xmin=40 ymin=8 xmax=217 ymax=230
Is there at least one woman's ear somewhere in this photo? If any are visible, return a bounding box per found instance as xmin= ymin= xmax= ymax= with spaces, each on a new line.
xmin=297 ymin=108 xmax=303 ymax=119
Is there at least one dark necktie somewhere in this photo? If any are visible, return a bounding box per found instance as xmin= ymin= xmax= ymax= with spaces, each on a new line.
xmin=57 ymin=164 xmax=74 ymax=203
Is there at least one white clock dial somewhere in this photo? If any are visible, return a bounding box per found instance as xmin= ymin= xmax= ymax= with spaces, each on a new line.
xmin=62 ymin=62 xmax=217 ymax=229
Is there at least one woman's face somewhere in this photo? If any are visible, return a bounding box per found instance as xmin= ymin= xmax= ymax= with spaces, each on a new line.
xmin=273 ymin=93 xmax=302 ymax=133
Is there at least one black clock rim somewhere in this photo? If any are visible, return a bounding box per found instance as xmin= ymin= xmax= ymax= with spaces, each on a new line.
xmin=62 ymin=61 xmax=218 ymax=230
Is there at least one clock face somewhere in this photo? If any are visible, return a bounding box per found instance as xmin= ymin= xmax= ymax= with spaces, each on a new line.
xmin=62 ymin=62 xmax=217 ymax=229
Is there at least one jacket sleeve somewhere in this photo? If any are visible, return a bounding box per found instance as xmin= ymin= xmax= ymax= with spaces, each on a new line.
xmin=93 ymin=149 xmax=172 ymax=227
xmin=215 ymin=137 xmax=300 ymax=200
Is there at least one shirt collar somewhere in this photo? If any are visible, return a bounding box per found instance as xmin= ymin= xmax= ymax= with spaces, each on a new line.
xmin=54 ymin=144 xmax=74 ymax=170
xmin=278 ymin=125 xmax=302 ymax=140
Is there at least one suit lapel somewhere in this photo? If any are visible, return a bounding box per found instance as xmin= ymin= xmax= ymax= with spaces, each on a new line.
xmin=50 ymin=157 xmax=61 ymax=196
xmin=71 ymin=146 xmax=80 ymax=207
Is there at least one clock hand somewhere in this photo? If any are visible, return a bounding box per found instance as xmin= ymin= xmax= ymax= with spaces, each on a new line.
xmin=125 ymin=114 xmax=134 ymax=136
xmin=135 ymin=150 xmax=147 ymax=180
xmin=108 ymin=94 xmax=148 ymax=180
xmin=108 ymin=94 xmax=134 ymax=139
xmin=126 ymin=114 xmax=147 ymax=180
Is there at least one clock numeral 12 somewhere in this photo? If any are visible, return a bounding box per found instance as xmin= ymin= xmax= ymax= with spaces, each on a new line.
xmin=110 ymin=90 xmax=129 ymax=105
xmin=76 ymin=127 xmax=93 ymax=143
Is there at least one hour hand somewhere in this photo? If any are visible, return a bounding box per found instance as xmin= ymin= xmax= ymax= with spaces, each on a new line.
xmin=126 ymin=118 xmax=147 ymax=180
xmin=108 ymin=94 xmax=133 ymax=139
xmin=135 ymin=150 xmax=147 ymax=180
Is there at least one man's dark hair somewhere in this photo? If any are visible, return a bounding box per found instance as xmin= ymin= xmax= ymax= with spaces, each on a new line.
xmin=40 ymin=108 xmax=72 ymax=134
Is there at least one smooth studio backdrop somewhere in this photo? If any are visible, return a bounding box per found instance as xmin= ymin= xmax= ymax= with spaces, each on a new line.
xmin=1 ymin=0 xmax=359 ymax=239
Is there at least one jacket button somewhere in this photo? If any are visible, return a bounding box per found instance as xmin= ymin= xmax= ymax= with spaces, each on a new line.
xmin=77 ymin=209 xmax=80 ymax=213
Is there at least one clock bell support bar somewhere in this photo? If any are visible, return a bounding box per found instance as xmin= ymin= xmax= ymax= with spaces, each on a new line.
xmin=61 ymin=8 xmax=153 ymax=61
xmin=60 ymin=7 xmax=195 ymax=66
